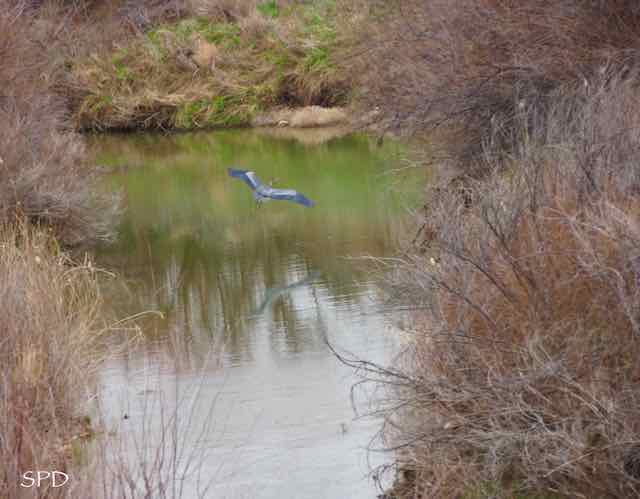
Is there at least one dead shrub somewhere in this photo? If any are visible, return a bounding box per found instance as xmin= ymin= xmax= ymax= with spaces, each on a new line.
xmin=369 ymin=80 xmax=640 ymax=498
xmin=359 ymin=0 xmax=640 ymax=173
xmin=0 ymin=98 xmax=119 ymax=247
xmin=0 ymin=1 xmax=119 ymax=247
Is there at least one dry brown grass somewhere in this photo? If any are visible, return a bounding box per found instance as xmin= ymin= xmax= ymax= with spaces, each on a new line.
xmin=64 ymin=0 xmax=354 ymax=130
xmin=0 ymin=226 xmax=212 ymax=499
xmin=252 ymin=105 xmax=347 ymax=127
xmin=0 ymin=3 xmax=221 ymax=498
xmin=0 ymin=98 xmax=119 ymax=247
xmin=0 ymin=3 xmax=123 ymax=496
xmin=187 ymin=0 xmax=257 ymax=20
xmin=0 ymin=225 xmax=106 ymax=498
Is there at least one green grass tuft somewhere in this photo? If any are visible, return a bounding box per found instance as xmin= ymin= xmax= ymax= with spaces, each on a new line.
xmin=303 ymin=46 xmax=330 ymax=71
xmin=257 ymin=0 xmax=279 ymax=19
xmin=463 ymin=481 xmax=565 ymax=499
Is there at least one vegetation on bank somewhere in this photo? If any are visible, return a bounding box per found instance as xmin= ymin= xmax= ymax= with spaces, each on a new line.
xmin=0 ymin=2 xmax=118 ymax=495
xmin=360 ymin=1 xmax=640 ymax=498
xmin=66 ymin=0 xmax=355 ymax=131
xmin=0 ymin=226 xmax=104 ymax=499
xmin=0 ymin=2 xmax=118 ymax=247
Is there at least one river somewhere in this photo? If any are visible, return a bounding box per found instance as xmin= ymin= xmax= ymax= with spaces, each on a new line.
xmin=88 ymin=128 xmax=423 ymax=499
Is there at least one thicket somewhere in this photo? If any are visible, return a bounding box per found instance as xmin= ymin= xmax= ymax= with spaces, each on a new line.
xmin=0 ymin=226 xmax=104 ymax=499
xmin=0 ymin=2 xmax=118 ymax=495
xmin=358 ymin=2 xmax=640 ymax=498
xmin=0 ymin=0 xmax=119 ymax=246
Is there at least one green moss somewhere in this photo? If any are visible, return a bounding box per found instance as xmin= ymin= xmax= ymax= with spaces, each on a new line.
xmin=205 ymin=94 xmax=256 ymax=127
xmin=84 ymin=94 xmax=113 ymax=116
xmin=175 ymin=99 xmax=210 ymax=129
xmin=110 ymin=49 xmax=134 ymax=84
xmin=173 ymin=18 xmax=199 ymax=40
xmin=294 ymin=1 xmax=338 ymax=76
xmin=257 ymin=0 xmax=279 ymax=18
xmin=171 ymin=17 xmax=241 ymax=48
xmin=114 ymin=63 xmax=131 ymax=82
xmin=300 ymin=0 xmax=338 ymax=43
xmin=462 ymin=481 xmax=565 ymax=499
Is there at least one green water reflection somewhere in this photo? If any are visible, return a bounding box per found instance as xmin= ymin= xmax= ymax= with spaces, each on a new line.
xmin=92 ymin=129 xmax=422 ymax=361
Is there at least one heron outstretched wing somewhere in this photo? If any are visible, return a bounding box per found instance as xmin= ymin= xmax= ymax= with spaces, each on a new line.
xmin=228 ymin=168 xmax=263 ymax=190
xmin=258 ymin=186 xmax=315 ymax=207
xmin=229 ymin=167 xmax=315 ymax=207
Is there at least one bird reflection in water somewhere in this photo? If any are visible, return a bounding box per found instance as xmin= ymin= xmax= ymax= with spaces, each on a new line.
xmin=255 ymin=271 xmax=321 ymax=315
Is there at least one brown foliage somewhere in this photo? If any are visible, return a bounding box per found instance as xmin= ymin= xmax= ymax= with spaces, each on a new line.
xmin=0 ymin=1 xmax=119 ymax=246
xmin=360 ymin=0 xmax=640 ymax=172
xmin=372 ymin=79 xmax=640 ymax=497
xmin=187 ymin=0 xmax=258 ymax=21
xmin=0 ymin=226 xmax=104 ymax=498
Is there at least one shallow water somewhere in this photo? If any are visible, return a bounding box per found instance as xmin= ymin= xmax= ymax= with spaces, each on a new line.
xmin=90 ymin=128 xmax=423 ymax=499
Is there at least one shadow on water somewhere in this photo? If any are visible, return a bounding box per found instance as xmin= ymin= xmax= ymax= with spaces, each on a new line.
xmin=89 ymin=128 xmax=424 ymax=499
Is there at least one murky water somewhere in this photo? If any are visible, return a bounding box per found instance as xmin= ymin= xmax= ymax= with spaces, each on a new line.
xmin=89 ymin=128 xmax=423 ymax=499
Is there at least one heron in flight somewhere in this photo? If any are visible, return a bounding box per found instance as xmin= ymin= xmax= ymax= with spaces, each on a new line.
xmin=228 ymin=168 xmax=315 ymax=207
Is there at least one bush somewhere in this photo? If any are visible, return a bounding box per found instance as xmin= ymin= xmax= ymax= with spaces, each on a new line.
xmin=360 ymin=0 xmax=640 ymax=173
xmin=373 ymin=78 xmax=640 ymax=498
xmin=357 ymin=4 xmax=640 ymax=495
xmin=0 ymin=1 xmax=119 ymax=247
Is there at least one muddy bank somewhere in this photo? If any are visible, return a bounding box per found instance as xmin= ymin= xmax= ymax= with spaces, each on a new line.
xmin=252 ymin=105 xmax=348 ymax=128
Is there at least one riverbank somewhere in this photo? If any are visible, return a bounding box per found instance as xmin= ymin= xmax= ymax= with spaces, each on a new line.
xmin=363 ymin=1 xmax=640 ymax=498
xmin=64 ymin=1 xmax=357 ymax=131
xmin=0 ymin=225 xmax=104 ymax=498
xmin=0 ymin=3 xmax=118 ymax=495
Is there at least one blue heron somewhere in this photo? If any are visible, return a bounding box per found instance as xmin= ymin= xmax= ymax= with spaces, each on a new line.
xmin=228 ymin=168 xmax=315 ymax=207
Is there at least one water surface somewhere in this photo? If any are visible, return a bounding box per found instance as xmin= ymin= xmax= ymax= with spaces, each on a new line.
xmin=90 ymin=128 xmax=423 ymax=499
